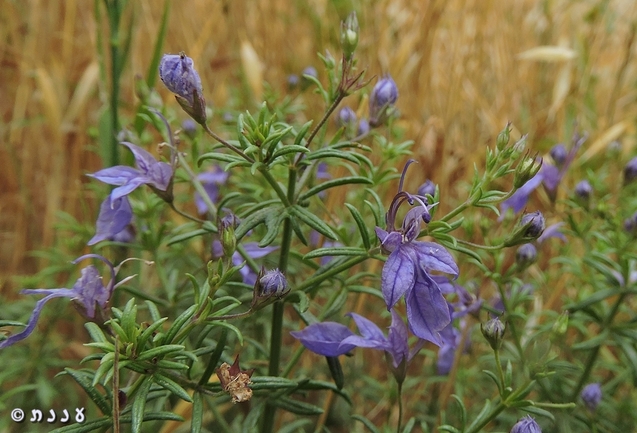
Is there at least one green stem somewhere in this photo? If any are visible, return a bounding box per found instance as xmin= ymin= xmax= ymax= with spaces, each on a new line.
xmin=260 ymin=169 xmax=292 ymax=207
xmin=397 ymin=381 xmax=404 ymax=433
xmin=496 ymin=283 xmax=526 ymax=367
xmin=107 ymin=0 xmax=121 ymax=168
xmin=261 ymin=169 xmax=297 ymax=433
xmin=494 ymin=348 xmax=507 ymax=394
xmin=570 ymin=292 xmax=628 ymax=400
xmin=177 ymin=152 xmax=217 ymax=218
xmin=203 ymin=124 xmax=255 ymax=163
xmin=170 ymin=203 xmax=206 ymax=223
xmin=456 ymin=238 xmax=505 ymax=251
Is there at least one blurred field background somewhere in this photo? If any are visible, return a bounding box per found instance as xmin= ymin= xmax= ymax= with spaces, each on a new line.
xmin=0 ymin=0 xmax=636 ymax=430
xmin=1 ymin=0 xmax=636 ymax=289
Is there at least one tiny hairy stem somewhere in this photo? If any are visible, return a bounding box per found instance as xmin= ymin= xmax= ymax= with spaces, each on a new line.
xmin=177 ymin=152 xmax=217 ymax=218
xmin=203 ymin=124 xmax=255 ymax=163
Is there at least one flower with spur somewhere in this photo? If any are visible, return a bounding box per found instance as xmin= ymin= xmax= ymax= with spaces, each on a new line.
xmin=291 ymin=309 xmax=424 ymax=383
xmin=375 ymin=160 xmax=459 ymax=345
xmin=89 ymin=142 xmax=174 ymax=204
xmin=159 ymin=52 xmax=206 ymax=123
xmin=194 ymin=165 xmax=229 ymax=215
xmin=0 ymin=255 xmax=124 ymax=349
xmin=501 ymin=132 xmax=587 ymax=216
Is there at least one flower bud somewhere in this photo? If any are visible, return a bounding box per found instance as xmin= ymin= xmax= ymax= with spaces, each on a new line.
xmin=550 ymin=143 xmax=567 ymax=167
xmin=340 ymin=11 xmax=359 ymax=60
xmin=255 ymin=268 xmax=289 ymax=299
xmin=511 ymin=134 xmax=528 ymax=157
xmin=623 ymin=156 xmax=637 ymax=184
xmin=581 ymin=382 xmax=602 ymax=412
xmin=504 ymin=211 xmax=546 ymax=247
xmin=159 ymin=52 xmax=207 ymax=124
xmin=369 ymin=75 xmax=398 ymax=127
xmin=574 ymin=180 xmax=593 ymax=205
xmin=181 ymin=119 xmax=197 ymax=139
xmin=514 ymin=155 xmax=542 ymax=188
xmin=417 ymin=180 xmax=436 ymax=198
xmin=357 ymin=118 xmax=370 ymax=136
xmin=624 ymin=211 xmax=637 ymax=234
xmin=336 ymin=106 xmax=357 ymax=129
xmin=287 ymin=74 xmax=300 ymax=90
xmin=301 ymin=66 xmax=318 ymax=90
xmin=496 ymin=123 xmax=511 ymax=151
xmin=510 ymin=415 xmax=542 ymax=433
xmin=515 ymin=243 xmax=537 ymax=269
xmin=481 ymin=317 xmax=505 ymax=350
xmin=218 ymin=214 xmax=238 ymax=258
xmin=551 ymin=310 xmax=569 ymax=335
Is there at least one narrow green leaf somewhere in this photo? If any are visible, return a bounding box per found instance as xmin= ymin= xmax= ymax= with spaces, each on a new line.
xmin=290 ymin=205 xmax=338 ymax=240
xmin=163 ymin=305 xmax=197 ymax=344
xmin=166 ymin=229 xmax=214 ymax=246
xmin=63 ymin=368 xmax=111 ymax=415
xmin=84 ymin=322 xmax=109 ymax=343
xmin=191 ymin=392 xmax=204 ymax=433
xmin=304 ymin=247 xmax=367 ymax=259
xmin=299 ymin=176 xmax=373 ymax=202
xmin=235 ymin=206 xmax=283 ymax=241
xmin=135 ymin=344 xmax=185 ymax=362
xmin=271 ymin=396 xmax=323 ymax=415
xmin=132 ymin=376 xmax=153 ymax=433
xmin=351 ymin=414 xmax=380 ymax=433
xmin=154 ymin=373 xmax=193 ymax=402
xmin=269 ymin=144 xmax=308 ymax=161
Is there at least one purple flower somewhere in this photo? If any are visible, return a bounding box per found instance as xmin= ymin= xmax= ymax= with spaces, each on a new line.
xmin=516 ymin=244 xmax=537 ymax=269
xmin=0 ymin=255 xmax=117 ymax=349
xmin=182 ymin=119 xmax=197 ymax=139
xmin=437 ymin=326 xmax=460 ymax=375
xmin=537 ymin=222 xmax=566 ymax=244
xmin=194 ymin=166 xmax=229 ymax=215
xmin=89 ymin=142 xmax=173 ymax=203
xmin=159 ymin=53 xmax=203 ymax=106
xmin=376 ymin=160 xmax=458 ymax=345
xmin=291 ymin=310 xmax=423 ymax=372
xmin=212 ymin=240 xmax=278 ymax=286
xmin=510 ymin=415 xmax=542 ymax=433
xmin=88 ymin=195 xmax=134 ymax=246
xmin=581 ymin=382 xmax=602 ymax=412
xmin=574 ymin=179 xmax=593 ymax=203
xmin=501 ymin=133 xmax=586 ymax=215
xmin=369 ymin=75 xmax=398 ymax=127
xmin=287 ymin=74 xmax=300 ymax=90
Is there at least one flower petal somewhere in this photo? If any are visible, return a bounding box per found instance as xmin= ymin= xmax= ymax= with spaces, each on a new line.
xmin=0 ymin=291 xmax=73 ymax=349
xmin=88 ymin=195 xmax=133 ymax=246
xmin=500 ymin=171 xmax=544 ymax=217
xmin=411 ymin=242 xmax=459 ymax=277
xmin=405 ymin=270 xmax=451 ymax=345
xmin=89 ymin=166 xmax=140 ymax=186
xmin=291 ymin=322 xmax=356 ymax=357
xmin=346 ymin=313 xmax=387 ymax=342
xmin=110 ymin=177 xmax=149 ymax=201
xmin=388 ymin=309 xmax=409 ymax=367
xmin=121 ymin=142 xmax=162 ymax=175
xmin=381 ymin=248 xmax=415 ymax=309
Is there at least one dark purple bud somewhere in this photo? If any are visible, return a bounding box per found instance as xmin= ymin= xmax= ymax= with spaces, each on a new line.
xmin=256 ymin=269 xmax=289 ymax=298
xmin=181 ymin=119 xmax=197 ymax=139
xmin=550 ymin=143 xmax=567 ymax=167
xmin=516 ymin=244 xmax=537 ymax=269
xmin=510 ymin=415 xmax=541 ymax=433
xmin=504 ymin=211 xmax=545 ymax=247
xmin=623 ymin=156 xmax=637 ymax=184
xmin=581 ymin=382 xmax=602 ymax=412
xmin=357 ymin=118 xmax=370 ymax=136
xmin=624 ymin=211 xmax=637 ymax=234
xmin=369 ymin=75 xmax=398 ymax=127
xmin=574 ymin=180 xmax=593 ymax=203
xmin=417 ymin=180 xmax=436 ymax=198
xmin=521 ymin=211 xmax=545 ymax=238
xmin=481 ymin=317 xmax=505 ymax=350
xmin=336 ymin=106 xmax=357 ymax=128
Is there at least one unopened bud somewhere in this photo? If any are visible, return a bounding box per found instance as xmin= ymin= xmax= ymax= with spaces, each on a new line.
xmin=510 ymin=416 xmax=542 ymax=433
xmin=301 ymin=66 xmax=318 ymax=90
xmin=182 ymin=119 xmax=197 ymax=139
xmin=552 ymin=311 xmax=569 ymax=335
xmin=340 ymin=11 xmax=359 ymax=60
xmin=496 ymin=123 xmax=511 ymax=151
xmin=581 ymin=383 xmax=602 ymax=412
xmin=357 ymin=118 xmax=370 ymax=136
xmin=336 ymin=106 xmax=357 ymax=128
xmin=623 ymin=157 xmax=637 ymax=185
xmin=574 ymin=180 xmax=593 ymax=206
xmin=515 ymin=243 xmax=537 ymax=269
xmin=550 ymin=143 xmax=567 ymax=167
xmin=417 ymin=180 xmax=436 ymax=198
xmin=481 ymin=317 xmax=505 ymax=350
xmin=514 ymin=155 xmax=542 ymax=188
xmin=159 ymin=52 xmax=207 ymax=124
xmin=218 ymin=214 xmax=238 ymax=258
xmin=504 ymin=211 xmax=546 ymax=247
xmin=369 ymin=75 xmax=398 ymax=127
